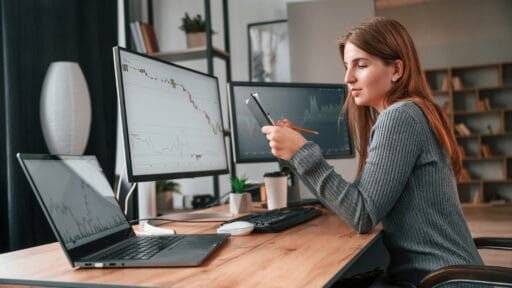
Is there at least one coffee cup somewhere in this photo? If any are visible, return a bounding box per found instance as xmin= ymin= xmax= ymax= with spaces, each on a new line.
xmin=263 ymin=171 xmax=288 ymax=210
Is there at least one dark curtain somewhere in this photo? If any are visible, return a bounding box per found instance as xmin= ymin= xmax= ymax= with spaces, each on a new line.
xmin=0 ymin=0 xmax=118 ymax=252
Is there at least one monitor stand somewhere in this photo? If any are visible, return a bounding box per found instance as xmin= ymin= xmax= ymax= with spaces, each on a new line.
xmin=278 ymin=160 xmax=301 ymax=203
xmin=137 ymin=181 xmax=157 ymax=219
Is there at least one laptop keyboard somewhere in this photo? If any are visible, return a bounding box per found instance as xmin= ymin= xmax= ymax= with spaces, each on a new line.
xmin=98 ymin=236 xmax=183 ymax=260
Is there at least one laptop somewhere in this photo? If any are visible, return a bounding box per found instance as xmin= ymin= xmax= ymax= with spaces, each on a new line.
xmin=17 ymin=153 xmax=229 ymax=268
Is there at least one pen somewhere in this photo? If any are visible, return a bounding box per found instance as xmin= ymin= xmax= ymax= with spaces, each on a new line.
xmin=270 ymin=114 xmax=319 ymax=135
xmin=289 ymin=125 xmax=319 ymax=135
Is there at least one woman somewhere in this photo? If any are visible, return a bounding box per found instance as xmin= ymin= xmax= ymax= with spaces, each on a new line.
xmin=261 ymin=17 xmax=483 ymax=287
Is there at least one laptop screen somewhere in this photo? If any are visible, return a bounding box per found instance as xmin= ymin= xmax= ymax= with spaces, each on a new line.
xmin=20 ymin=155 xmax=130 ymax=250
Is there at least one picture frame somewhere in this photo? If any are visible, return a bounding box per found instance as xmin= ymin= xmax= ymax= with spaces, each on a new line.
xmin=247 ymin=20 xmax=290 ymax=82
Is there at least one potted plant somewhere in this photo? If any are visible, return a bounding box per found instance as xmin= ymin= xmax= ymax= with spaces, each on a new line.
xmin=179 ymin=12 xmax=208 ymax=48
xmin=155 ymin=180 xmax=181 ymax=211
xmin=229 ymin=175 xmax=252 ymax=214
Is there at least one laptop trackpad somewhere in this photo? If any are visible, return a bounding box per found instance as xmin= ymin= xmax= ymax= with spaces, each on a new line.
xmin=153 ymin=235 xmax=227 ymax=265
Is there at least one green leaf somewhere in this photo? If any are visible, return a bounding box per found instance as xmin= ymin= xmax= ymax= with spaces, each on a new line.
xmin=230 ymin=175 xmax=248 ymax=193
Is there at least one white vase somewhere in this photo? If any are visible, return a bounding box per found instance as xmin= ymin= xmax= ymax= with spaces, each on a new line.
xmin=40 ymin=61 xmax=91 ymax=155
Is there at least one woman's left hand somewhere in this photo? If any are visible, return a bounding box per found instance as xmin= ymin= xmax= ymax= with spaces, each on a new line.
xmin=261 ymin=125 xmax=307 ymax=160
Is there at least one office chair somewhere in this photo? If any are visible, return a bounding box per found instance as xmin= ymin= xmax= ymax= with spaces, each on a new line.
xmin=418 ymin=237 xmax=512 ymax=288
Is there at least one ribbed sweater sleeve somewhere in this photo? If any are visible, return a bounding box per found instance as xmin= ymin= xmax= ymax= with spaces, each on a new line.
xmin=290 ymin=103 xmax=423 ymax=233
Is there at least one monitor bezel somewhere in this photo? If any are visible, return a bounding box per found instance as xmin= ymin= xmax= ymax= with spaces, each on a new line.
xmin=227 ymin=81 xmax=354 ymax=164
xmin=113 ymin=46 xmax=229 ymax=182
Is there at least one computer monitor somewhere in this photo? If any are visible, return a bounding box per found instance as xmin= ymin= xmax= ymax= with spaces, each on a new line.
xmin=228 ymin=82 xmax=353 ymax=203
xmin=228 ymin=82 xmax=353 ymax=164
xmin=113 ymin=47 xmax=229 ymax=183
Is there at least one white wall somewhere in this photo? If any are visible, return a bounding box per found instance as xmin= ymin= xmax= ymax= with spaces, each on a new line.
xmin=287 ymin=0 xmax=375 ymax=189
xmin=288 ymin=0 xmax=375 ymax=83
xmin=378 ymin=0 xmax=512 ymax=69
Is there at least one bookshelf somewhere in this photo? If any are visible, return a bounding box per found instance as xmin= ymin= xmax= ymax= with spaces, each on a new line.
xmin=124 ymin=0 xmax=233 ymax=208
xmin=425 ymin=62 xmax=512 ymax=206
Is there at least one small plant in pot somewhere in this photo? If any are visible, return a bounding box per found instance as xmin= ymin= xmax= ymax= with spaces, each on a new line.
xmin=179 ymin=12 xmax=209 ymax=48
xmin=155 ymin=180 xmax=181 ymax=212
xmin=229 ymin=175 xmax=252 ymax=214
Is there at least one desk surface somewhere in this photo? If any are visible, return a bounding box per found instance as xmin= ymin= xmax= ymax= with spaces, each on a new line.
xmin=0 ymin=205 xmax=380 ymax=288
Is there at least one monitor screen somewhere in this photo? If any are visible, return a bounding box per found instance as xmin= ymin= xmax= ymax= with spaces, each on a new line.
xmin=228 ymin=82 xmax=353 ymax=163
xmin=18 ymin=154 xmax=130 ymax=250
xmin=113 ymin=47 xmax=229 ymax=182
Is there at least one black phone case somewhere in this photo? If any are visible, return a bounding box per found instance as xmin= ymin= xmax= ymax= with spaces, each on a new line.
xmin=245 ymin=94 xmax=273 ymax=128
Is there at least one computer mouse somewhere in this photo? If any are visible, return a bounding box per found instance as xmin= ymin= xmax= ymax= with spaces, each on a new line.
xmin=217 ymin=221 xmax=254 ymax=236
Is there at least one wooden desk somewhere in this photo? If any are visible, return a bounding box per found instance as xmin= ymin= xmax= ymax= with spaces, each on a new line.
xmin=0 ymin=205 xmax=381 ymax=288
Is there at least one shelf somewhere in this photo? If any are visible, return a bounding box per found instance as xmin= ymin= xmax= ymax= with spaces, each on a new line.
xmin=456 ymin=134 xmax=481 ymax=139
xmin=458 ymin=180 xmax=482 ymax=185
xmin=478 ymin=85 xmax=512 ymax=92
xmin=125 ymin=0 xmax=234 ymax=200
xmin=149 ymin=47 xmax=230 ymax=62
xmin=483 ymin=179 xmax=512 ymax=184
xmin=461 ymin=203 xmax=494 ymax=208
xmin=463 ymin=156 xmax=506 ymax=161
xmin=452 ymin=65 xmax=500 ymax=88
xmin=481 ymin=132 xmax=512 ymax=137
xmin=453 ymin=108 xmax=512 ymax=116
xmin=451 ymin=86 xmax=512 ymax=93
xmin=445 ymin=61 xmax=512 ymax=205
xmin=456 ymin=132 xmax=512 ymax=139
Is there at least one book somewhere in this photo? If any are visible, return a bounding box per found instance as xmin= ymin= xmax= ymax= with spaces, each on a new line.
xmin=460 ymin=168 xmax=472 ymax=181
xmin=482 ymin=98 xmax=491 ymax=110
xmin=472 ymin=190 xmax=482 ymax=204
xmin=452 ymin=76 xmax=464 ymax=90
xmin=140 ymin=22 xmax=160 ymax=53
xmin=481 ymin=144 xmax=492 ymax=158
xmin=441 ymin=76 xmax=450 ymax=91
xmin=455 ymin=123 xmax=471 ymax=136
xmin=135 ymin=22 xmax=147 ymax=53
xmin=129 ymin=21 xmax=146 ymax=53
xmin=476 ymin=99 xmax=486 ymax=112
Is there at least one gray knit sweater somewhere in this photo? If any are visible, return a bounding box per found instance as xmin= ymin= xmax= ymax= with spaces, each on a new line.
xmin=289 ymin=101 xmax=483 ymax=286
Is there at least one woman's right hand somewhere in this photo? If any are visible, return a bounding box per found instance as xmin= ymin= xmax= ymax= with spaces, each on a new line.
xmin=261 ymin=121 xmax=307 ymax=161
xmin=275 ymin=118 xmax=292 ymax=128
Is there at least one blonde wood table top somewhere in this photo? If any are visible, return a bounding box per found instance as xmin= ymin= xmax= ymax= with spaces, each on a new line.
xmin=0 ymin=205 xmax=380 ymax=288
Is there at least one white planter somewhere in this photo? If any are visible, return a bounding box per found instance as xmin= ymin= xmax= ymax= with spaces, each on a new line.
xmin=40 ymin=61 xmax=91 ymax=155
xmin=186 ymin=32 xmax=206 ymax=48
xmin=229 ymin=192 xmax=252 ymax=214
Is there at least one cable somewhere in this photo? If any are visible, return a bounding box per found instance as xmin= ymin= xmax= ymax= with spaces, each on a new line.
xmin=115 ymin=164 xmax=125 ymax=201
xmin=124 ymin=182 xmax=138 ymax=215
xmin=129 ymin=217 xmax=228 ymax=225
xmin=139 ymin=221 xmax=176 ymax=235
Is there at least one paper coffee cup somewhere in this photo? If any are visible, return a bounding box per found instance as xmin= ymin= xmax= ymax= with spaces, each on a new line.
xmin=263 ymin=171 xmax=288 ymax=210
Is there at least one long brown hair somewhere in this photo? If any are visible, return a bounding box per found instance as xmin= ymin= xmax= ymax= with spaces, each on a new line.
xmin=339 ymin=17 xmax=462 ymax=178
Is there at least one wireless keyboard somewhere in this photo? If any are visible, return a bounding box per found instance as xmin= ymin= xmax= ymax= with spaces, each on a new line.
xmin=222 ymin=207 xmax=322 ymax=233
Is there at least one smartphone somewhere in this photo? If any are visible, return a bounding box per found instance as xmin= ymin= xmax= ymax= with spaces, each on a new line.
xmin=245 ymin=93 xmax=274 ymax=128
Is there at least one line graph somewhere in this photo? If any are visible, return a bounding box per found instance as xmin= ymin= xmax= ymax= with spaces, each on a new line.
xmin=122 ymin=62 xmax=223 ymax=136
xmin=120 ymin=51 xmax=228 ymax=175
xmin=27 ymin=158 xmax=130 ymax=249
xmin=231 ymin=86 xmax=352 ymax=160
